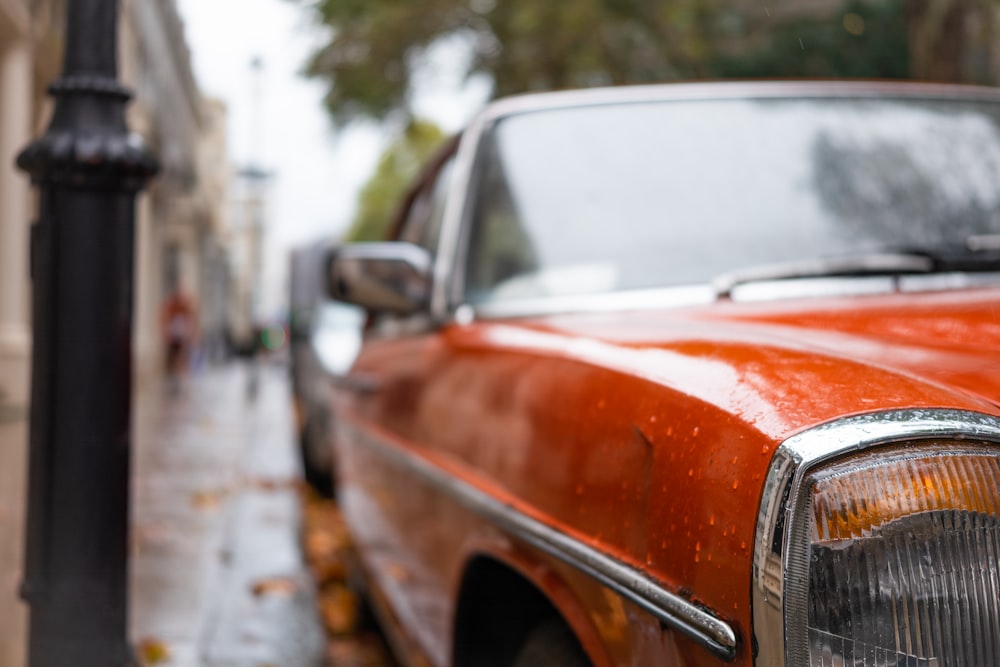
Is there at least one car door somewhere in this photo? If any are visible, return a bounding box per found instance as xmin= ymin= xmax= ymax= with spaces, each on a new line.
xmin=332 ymin=141 xmax=466 ymax=665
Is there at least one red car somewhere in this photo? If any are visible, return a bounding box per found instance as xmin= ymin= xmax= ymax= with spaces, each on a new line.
xmin=328 ymin=82 xmax=1000 ymax=666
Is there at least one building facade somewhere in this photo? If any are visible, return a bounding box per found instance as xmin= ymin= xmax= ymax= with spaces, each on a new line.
xmin=0 ymin=2 xmax=60 ymax=664
xmin=0 ymin=3 xmax=233 ymax=665
xmin=121 ymin=0 xmax=234 ymax=379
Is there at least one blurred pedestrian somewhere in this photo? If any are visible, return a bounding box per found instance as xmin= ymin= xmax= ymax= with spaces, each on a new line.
xmin=161 ymin=288 xmax=198 ymax=394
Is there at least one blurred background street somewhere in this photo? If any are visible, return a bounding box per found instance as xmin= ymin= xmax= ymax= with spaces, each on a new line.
xmin=132 ymin=361 xmax=324 ymax=667
xmin=131 ymin=360 xmax=392 ymax=667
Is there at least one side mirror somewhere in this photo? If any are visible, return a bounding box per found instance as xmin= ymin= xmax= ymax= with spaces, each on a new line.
xmin=326 ymin=242 xmax=432 ymax=316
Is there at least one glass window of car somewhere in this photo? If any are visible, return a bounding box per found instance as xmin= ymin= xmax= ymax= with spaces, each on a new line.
xmin=368 ymin=153 xmax=456 ymax=334
xmin=399 ymin=155 xmax=456 ymax=257
xmin=463 ymin=97 xmax=1000 ymax=304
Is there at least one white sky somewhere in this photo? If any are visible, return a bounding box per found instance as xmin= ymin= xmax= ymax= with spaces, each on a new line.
xmin=174 ymin=0 xmax=489 ymax=317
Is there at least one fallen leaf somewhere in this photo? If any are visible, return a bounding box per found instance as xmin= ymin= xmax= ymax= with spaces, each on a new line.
xmin=326 ymin=636 xmax=393 ymax=667
xmin=384 ymin=562 xmax=412 ymax=584
xmin=250 ymin=477 xmax=297 ymax=492
xmin=301 ymin=495 xmax=354 ymax=588
xmin=133 ymin=521 xmax=176 ymax=548
xmin=305 ymin=530 xmax=338 ymax=560
xmin=136 ymin=637 xmax=171 ymax=665
xmin=298 ymin=488 xmax=394 ymax=662
xmin=250 ymin=575 xmax=298 ymax=597
xmin=310 ymin=559 xmax=347 ymax=587
xmin=319 ymin=584 xmax=360 ymax=636
xmin=190 ymin=489 xmax=226 ymax=510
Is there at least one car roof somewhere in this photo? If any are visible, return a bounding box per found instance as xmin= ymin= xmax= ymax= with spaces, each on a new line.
xmin=479 ymin=80 xmax=1000 ymax=123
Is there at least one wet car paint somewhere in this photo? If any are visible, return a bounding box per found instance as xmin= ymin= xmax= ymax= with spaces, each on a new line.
xmin=332 ymin=285 xmax=1000 ymax=666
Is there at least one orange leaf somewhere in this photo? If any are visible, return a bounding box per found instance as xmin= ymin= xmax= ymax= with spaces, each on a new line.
xmin=136 ymin=637 xmax=171 ymax=665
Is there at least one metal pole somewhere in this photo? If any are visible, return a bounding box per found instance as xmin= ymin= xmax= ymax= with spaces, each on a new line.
xmin=16 ymin=1 xmax=157 ymax=665
xmin=243 ymin=56 xmax=267 ymax=400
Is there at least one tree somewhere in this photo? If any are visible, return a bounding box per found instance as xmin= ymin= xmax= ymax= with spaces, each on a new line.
xmin=345 ymin=119 xmax=446 ymax=241
xmin=712 ymin=0 xmax=1000 ymax=84
xmin=712 ymin=0 xmax=910 ymax=80
xmin=297 ymin=0 xmax=1000 ymax=127
xmin=298 ymin=0 xmax=719 ymax=125
xmin=906 ymin=0 xmax=1000 ymax=84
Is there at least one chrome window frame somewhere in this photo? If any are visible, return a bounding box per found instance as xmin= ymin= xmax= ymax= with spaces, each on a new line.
xmin=430 ymin=112 xmax=487 ymax=319
xmin=752 ymin=408 xmax=1000 ymax=666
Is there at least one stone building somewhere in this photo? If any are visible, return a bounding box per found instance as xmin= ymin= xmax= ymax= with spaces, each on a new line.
xmin=0 ymin=0 xmax=58 ymax=417
xmin=0 ymin=2 xmax=59 ymax=665
xmin=121 ymin=0 xmax=234 ymax=378
xmin=0 ymin=0 xmax=234 ymax=394
xmin=0 ymin=2 xmax=233 ymax=665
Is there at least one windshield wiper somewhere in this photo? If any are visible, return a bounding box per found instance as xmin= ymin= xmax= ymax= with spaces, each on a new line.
xmin=711 ymin=253 xmax=935 ymax=299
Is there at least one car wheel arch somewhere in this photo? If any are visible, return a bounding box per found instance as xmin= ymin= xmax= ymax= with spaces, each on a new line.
xmin=451 ymin=550 xmax=610 ymax=667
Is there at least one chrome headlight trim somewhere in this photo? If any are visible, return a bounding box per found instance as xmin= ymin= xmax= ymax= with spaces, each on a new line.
xmin=751 ymin=408 xmax=1000 ymax=667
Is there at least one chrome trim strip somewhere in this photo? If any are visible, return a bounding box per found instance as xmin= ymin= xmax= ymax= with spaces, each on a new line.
xmin=470 ymin=285 xmax=715 ymax=320
xmin=461 ymin=274 xmax=1000 ymax=323
xmin=478 ymin=80 xmax=1000 ymax=125
xmin=349 ymin=423 xmax=739 ymax=661
xmin=430 ymin=113 xmax=488 ymax=319
xmin=752 ymin=409 xmax=1000 ymax=667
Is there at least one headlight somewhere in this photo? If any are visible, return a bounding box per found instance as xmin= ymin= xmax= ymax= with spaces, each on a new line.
xmin=753 ymin=411 xmax=1000 ymax=667
xmin=805 ymin=445 xmax=1000 ymax=666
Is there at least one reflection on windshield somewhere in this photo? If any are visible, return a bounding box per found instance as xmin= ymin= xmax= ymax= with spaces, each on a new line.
xmin=464 ymin=97 xmax=1000 ymax=303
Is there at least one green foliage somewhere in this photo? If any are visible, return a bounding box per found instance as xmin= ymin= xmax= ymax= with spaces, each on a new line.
xmin=345 ymin=119 xmax=446 ymax=242
xmin=712 ymin=0 xmax=910 ymax=79
xmin=297 ymin=0 xmax=990 ymax=125
xmin=301 ymin=0 xmax=477 ymax=125
xmin=298 ymin=0 xmax=720 ymax=125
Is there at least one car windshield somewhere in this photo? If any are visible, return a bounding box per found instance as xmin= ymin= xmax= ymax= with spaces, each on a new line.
xmin=464 ymin=96 xmax=1000 ymax=303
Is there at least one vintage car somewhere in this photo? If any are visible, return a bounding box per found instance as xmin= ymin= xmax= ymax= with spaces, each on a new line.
xmin=327 ymin=81 xmax=1000 ymax=666
xmin=289 ymin=240 xmax=364 ymax=494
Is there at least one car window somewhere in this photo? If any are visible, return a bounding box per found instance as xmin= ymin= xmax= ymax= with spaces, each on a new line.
xmin=463 ymin=97 xmax=1000 ymax=304
xmin=399 ymin=155 xmax=456 ymax=257
xmin=368 ymin=153 xmax=457 ymax=334
xmin=466 ymin=140 xmax=539 ymax=297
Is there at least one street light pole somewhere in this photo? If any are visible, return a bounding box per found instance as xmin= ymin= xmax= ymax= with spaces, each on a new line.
xmin=16 ymin=1 xmax=157 ymax=666
xmin=239 ymin=56 xmax=271 ymax=400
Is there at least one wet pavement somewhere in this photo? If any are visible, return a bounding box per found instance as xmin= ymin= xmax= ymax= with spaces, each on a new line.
xmin=0 ymin=356 xmax=29 ymax=667
xmin=132 ymin=361 xmax=326 ymax=667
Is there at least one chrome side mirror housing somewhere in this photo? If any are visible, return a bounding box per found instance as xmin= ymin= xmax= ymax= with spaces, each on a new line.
xmin=326 ymin=242 xmax=432 ymax=316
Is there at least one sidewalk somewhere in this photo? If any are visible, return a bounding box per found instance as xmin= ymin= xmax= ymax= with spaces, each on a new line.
xmin=0 ymin=354 xmax=29 ymax=667
xmin=131 ymin=361 xmax=325 ymax=667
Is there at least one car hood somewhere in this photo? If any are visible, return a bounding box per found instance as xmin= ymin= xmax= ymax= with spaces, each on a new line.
xmin=498 ymin=287 xmax=1000 ymax=441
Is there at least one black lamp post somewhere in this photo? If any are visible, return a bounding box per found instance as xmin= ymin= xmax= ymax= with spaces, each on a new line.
xmin=16 ymin=1 xmax=157 ymax=665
